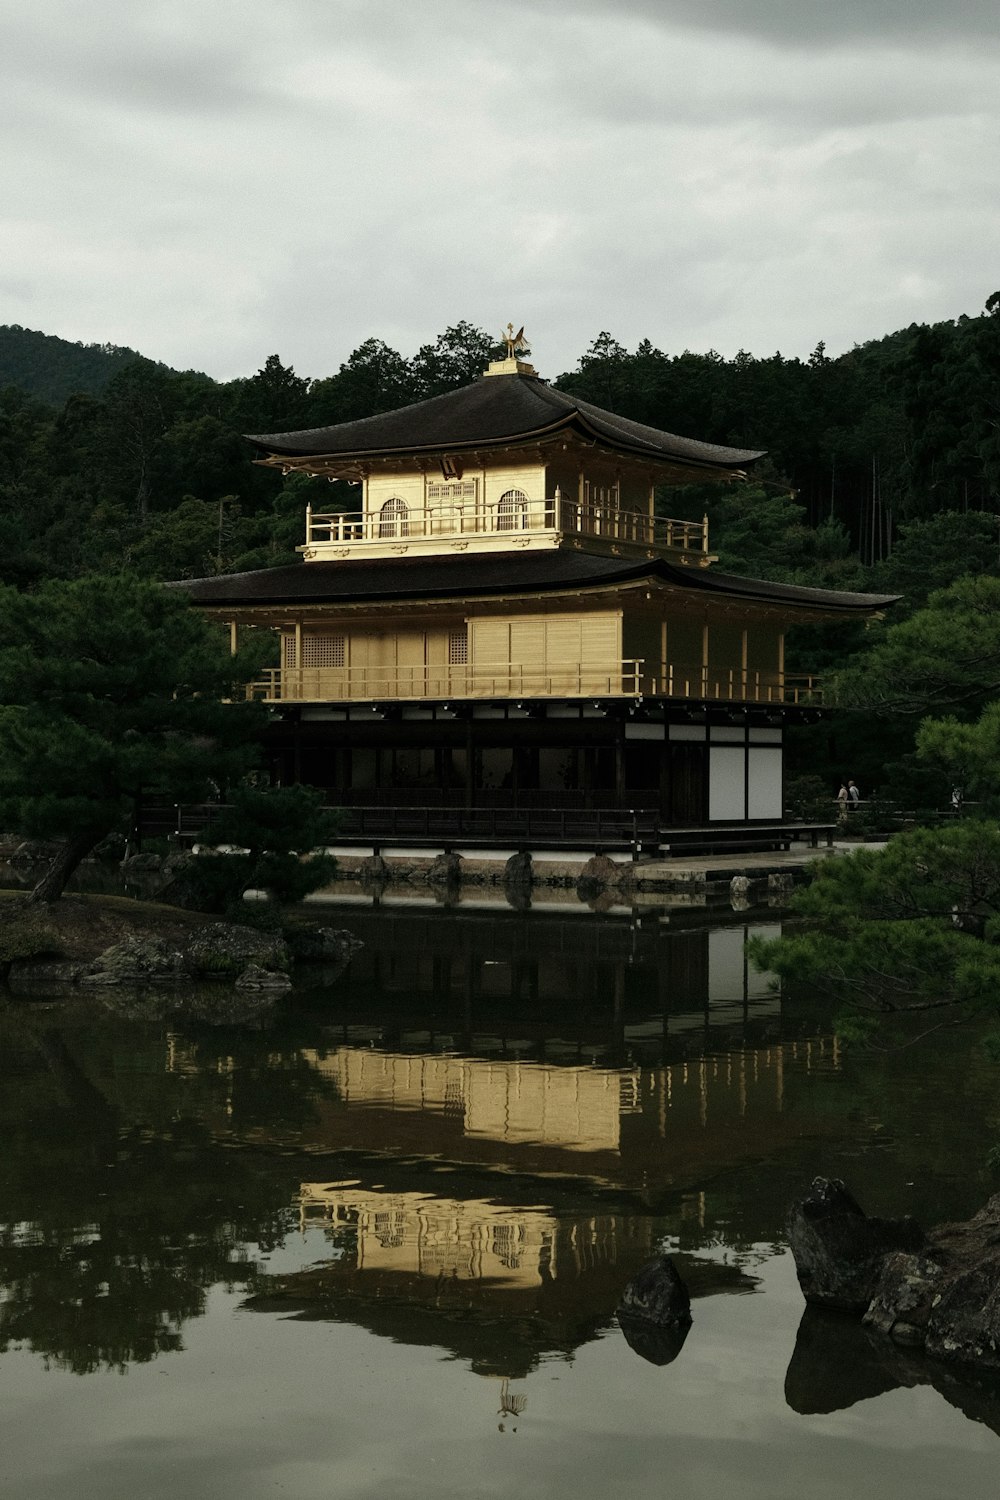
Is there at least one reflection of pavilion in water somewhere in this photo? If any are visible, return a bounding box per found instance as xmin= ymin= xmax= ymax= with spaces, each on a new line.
xmin=217 ymin=908 xmax=842 ymax=1377
xmin=168 ymin=916 xmax=843 ymax=1194
xmin=298 ymin=1182 xmax=633 ymax=1290
xmin=291 ymin=1029 xmax=840 ymax=1192
xmin=326 ymin=913 xmax=788 ymax=1048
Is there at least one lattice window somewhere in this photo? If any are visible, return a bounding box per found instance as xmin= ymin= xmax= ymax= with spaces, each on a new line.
xmin=427 ymin=481 xmax=477 ymax=503
xmin=583 ymin=481 xmax=620 ymax=508
xmin=497 ymin=488 xmax=529 ymax=531
xmin=282 ymin=634 xmax=297 ymax=669
xmin=448 ymin=626 xmax=469 ymax=665
xmin=378 ymin=496 xmax=409 ymax=537
xmin=302 ymin=634 xmax=345 ymax=668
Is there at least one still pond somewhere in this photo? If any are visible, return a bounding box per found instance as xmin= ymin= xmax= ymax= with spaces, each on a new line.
xmin=1 ymin=893 xmax=999 ymax=1498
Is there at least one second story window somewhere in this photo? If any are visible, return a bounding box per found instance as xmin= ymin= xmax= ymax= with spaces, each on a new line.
xmin=378 ymin=496 xmax=409 ymax=537
xmin=283 ymin=634 xmax=346 ymax=668
xmin=497 ymin=488 xmax=529 ymax=532
xmin=448 ymin=626 xmax=469 ymax=665
xmin=427 ymin=481 xmax=477 ymax=505
xmin=303 ymin=634 xmax=346 ymax=668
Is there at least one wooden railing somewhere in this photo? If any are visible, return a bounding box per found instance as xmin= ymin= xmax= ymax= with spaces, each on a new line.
xmin=246 ymin=660 xmax=821 ymax=706
xmin=650 ymin=666 xmax=821 ymax=706
xmin=247 ymin=660 xmax=646 ymax=703
xmin=305 ymin=495 xmax=709 ymax=556
xmin=134 ymin=800 xmax=836 ymax=858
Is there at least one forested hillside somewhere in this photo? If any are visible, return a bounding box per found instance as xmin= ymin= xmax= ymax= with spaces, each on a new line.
xmin=0 ymin=324 xmax=152 ymax=404
xmin=1 ymin=301 xmax=997 ymax=800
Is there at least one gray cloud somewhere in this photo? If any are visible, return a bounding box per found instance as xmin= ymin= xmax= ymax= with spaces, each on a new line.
xmin=0 ymin=0 xmax=997 ymax=382
xmin=504 ymin=0 xmax=999 ymax=48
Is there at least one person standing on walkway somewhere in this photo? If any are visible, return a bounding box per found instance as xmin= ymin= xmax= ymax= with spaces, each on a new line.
xmin=848 ymin=779 xmax=861 ymax=809
xmin=837 ymin=782 xmax=849 ymax=822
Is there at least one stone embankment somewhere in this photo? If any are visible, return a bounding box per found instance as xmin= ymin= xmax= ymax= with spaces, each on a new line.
xmin=337 ymin=849 xmax=810 ymax=908
xmin=3 ymin=836 xmax=820 ymax=916
xmin=787 ymin=1177 xmax=1000 ymax=1371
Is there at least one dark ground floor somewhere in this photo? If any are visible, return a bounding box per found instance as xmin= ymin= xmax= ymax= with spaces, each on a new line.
xmin=265 ymin=701 xmax=792 ymax=825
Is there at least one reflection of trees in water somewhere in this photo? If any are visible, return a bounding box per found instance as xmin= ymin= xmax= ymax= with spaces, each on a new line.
xmin=0 ymin=1010 xmax=333 ymax=1374
xmin=0 ymin=1105 xmax=305 ymax=1375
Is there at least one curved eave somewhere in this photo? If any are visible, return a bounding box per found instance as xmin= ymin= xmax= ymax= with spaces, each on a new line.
xmin=248 ymin=407 xmax=576 ymax=461
xmin=172 ymin=554 xmax=899 ymax=619
xmin=671 ymin=566 xmax=900 ymax=615
xmin=249 ymin=413 xmax=762 ymax=481
xmin=246 ymin=376 xmax=764 ymax=477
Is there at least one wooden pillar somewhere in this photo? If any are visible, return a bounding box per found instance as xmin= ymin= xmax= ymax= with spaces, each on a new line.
xmin=294 ymin=620 xmax=303 ymax=700
xmin=229 ymin=620 xmax=238 ymax=655
xmin=741 ymin=628 xmax=748 ymax=700
xmin=465 ymin=718 xmax=475 ymax=810
xmin=614 ymin=717 xmax=626 ymax=804
xmin=701 ymin=620 xmax=710 ymax=699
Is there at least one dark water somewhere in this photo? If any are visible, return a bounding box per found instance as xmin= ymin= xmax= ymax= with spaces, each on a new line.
xmin=2 ymin=898 xmax=999 ymax=1499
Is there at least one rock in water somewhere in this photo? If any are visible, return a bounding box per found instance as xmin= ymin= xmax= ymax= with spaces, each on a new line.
xmin=788 ymin=1183 xmax=1000 ymax=1372
xmin=786 ymin=1177 xmax=926 ymax=1313
xmin=923 ymin=1195 xmax=1000 ymax=1369
xmin=618 ymin=1314 xmax=692 ymax=1367
xmin=618 ymin=1256 xmax=692 ymax=1365
xmin=863 ymin=1251 xmax=944 ymax=1346
xmin=504 ymin=851 xmax=533 ymax=886
xmin=426 ymin=851 xmax=462 ymax=887
xmin=618 ymin=1255 xmax=692 ymax=1324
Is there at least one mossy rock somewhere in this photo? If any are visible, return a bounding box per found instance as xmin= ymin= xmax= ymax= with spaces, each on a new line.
xmin=182 ymin=922 xmax=290 ymax=977
xmin=0 ymin=918 xmax=63 ymax=964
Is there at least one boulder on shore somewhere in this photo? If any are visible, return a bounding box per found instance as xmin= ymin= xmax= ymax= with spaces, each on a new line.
xmin=182 ymin=922 xmax=290 ymax=978
xmin=67 ymin=922 xmax=290 ymax=989
xmin=77 ymin=934 xmax=184 ymax=987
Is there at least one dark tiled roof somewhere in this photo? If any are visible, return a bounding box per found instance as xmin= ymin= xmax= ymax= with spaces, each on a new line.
xmin=247 ymin=374 xmax=764 ymax=472
xmin=176 ymin=551 xmax=898 ymax=614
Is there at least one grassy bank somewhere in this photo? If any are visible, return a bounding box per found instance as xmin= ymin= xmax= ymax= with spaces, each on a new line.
xmin=0 ymin=888 xmax=219 ymax=965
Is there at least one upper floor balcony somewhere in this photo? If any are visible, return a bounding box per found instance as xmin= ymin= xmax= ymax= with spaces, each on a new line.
xmin=246 ymin=660 xmax=821 ymax=707
xmin=300 ymin=491 xmax=712 ymax=564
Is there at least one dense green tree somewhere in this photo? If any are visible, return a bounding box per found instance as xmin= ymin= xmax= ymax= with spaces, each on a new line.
xmin=696 ymin=482 xmax=856 ymax=585
xmin=749 ymin=824 xmax=1000 ymax=1041
xmin=865 ymin=511 xmax=1000 ymax=617
xmin=916 ymin=704 xmax=1000 ymax=803
xmin=410 ymin=321 xmax=501 ymax=395
xmin=125 ymin=496 xmax=245 ymax=580
xmin=836 ymin=575 xmax=1000 ymax=718
xmin=0 ymin=576 xmax=266 ymax=901
xmin=169 ymin=785 xmax=339 ymax=916
xmin=229 ymin=353 xmax=311 ymax=434
xmin=306 ymin=337 xmax=417 ymax=424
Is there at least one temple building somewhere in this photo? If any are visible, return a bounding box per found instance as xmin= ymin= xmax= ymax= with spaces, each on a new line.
xmin=182 ymin=336 xmax=893 ymax=833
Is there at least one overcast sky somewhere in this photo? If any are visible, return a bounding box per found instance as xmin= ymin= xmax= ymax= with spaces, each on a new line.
xmin=3 ymin=0 xmax=998 ymax=382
